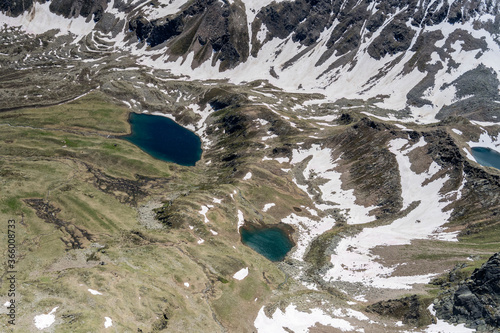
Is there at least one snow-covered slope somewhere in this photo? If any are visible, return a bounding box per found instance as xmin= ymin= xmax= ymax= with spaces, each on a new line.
xmin=2 ymin=0 xmax=499 ymax=122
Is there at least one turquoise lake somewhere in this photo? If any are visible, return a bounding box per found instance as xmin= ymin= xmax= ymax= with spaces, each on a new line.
xmin=122 ymin=113 xmax=202 ymax=166
xmin=471 ymin=147 xmax=500 ymax=170
xmin=240 ymin=225 xmax=294 ymax=262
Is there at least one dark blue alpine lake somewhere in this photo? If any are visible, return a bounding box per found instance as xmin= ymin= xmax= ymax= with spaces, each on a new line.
xmin=471 ymin=147 xmax=500 ymax=170
xmin=240 ymin=224 xmax=294 ymax=262
xmin=122 ymin=113 xmax=202 ymax=166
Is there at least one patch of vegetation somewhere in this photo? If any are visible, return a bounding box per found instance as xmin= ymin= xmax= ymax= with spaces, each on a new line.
xmin=0 ymin=92 xmax=130 ymax=133
xmin=367 ymin=294 xmax=434 ymax=327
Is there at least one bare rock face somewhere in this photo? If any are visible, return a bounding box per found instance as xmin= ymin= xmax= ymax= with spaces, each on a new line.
xmin=1 ymin=0 xmax=108 ymax=21
xmin=48 ymin=0 xmax=109 ymax=22
xmin=0 ymin=0 xmax=34 ymax=17
xmin=128 ymin=0 xmax=249 ymax=71
xmin=367 ymin=20 xmax=416 ymax=60
xmin=434 ymin=253 xmax=500 ymax=332
xmin=436 ymin=65 xmax=500 ymax=121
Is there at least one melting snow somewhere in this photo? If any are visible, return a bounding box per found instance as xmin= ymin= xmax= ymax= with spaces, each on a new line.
xmin=237 ymin=210 xmax=245 ymax=233
xmin=0 ymin=2 xmax=96 ymax=39
xmin=468 ymin=131 xmax=500 ymax=150
xmin=254 ymin=304 xmax=356 ymax=333
xmin=262 ymin=203 xmax=275 ymax=212
xmin=323 ymin=138 xmax=461 ymax=289
xmin=233 ymin=267 xmax=249 ymax=280
xmin=184 ymin=282 xmax=190 ymax=287
xmin=34 ymin=307 xmax=58 ymax=330
xmin=88 ymin=289 xmax=103 ymax=295
xmin=243 ymin=172 xmax=252 ymax=180
xmin=424 ymin=305 xmax=474 ymax=333
xmin=291 ymin=144 xmax=376 ymax=224
xmin=199 ymin=206 xmax=210 ymax=223
xmin=354 ymin=295 xmax=368 ymax=302
xmin=104 ymin=316 xmax=113 ymax=328
xmin=138 ymin=0 xmax=186 ymax=19
xmin=283 ymin=213 xmax=336 ymax=260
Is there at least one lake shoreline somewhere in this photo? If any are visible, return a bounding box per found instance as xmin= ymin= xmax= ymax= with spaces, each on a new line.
xmin=120 ymin=112 xmax=203 ymax=166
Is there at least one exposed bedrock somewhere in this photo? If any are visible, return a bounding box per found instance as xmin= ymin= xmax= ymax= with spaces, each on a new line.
xmin=129 ymin=0 xmax=249 ymax=71
xmin=434 ymin=253 xmax=500 ymax=332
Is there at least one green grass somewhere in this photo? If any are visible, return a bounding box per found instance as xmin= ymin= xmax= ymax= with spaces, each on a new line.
xmin=2 ymin=197 xmax=22 ymax=213
xmin=0 ymin=92 xmax=130 ymax=133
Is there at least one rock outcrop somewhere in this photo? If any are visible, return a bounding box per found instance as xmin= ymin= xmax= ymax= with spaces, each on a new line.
xmin=367 ymin=295 xmax=434 ymax=327
xmin=129 ymin=0 xmax=249 ymax=71
xmin=434 ymin=253 xmax=500 ymax=331
xmin=2 ymin=0 xmax=500 ymax=121
xmin=1 ymin=0 xmax=108 ymax=21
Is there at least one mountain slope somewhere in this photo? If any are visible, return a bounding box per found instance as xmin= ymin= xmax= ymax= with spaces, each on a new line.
xmin=2 ymin=0 xmax=500 ymax=122
xmin=1 ymin=0 xmax=500 ymax=332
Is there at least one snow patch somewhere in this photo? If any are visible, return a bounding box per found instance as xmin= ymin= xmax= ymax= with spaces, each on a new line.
xmin=323 ymin=138 xmax=461 ymax=289
xmin=463 ymin=147 xmax=475 ymax=161
xmin=233 ymin=267 xmax=249 ymax=280
xmin=262 ymin=203 xmax=275 ymax=212
xmin=424 ymin=305 xmax=474 ymax=333
xmin=88 ymin=289 xmax=103 ymax=295
xmin=104 ymin=317 xmax=113 ymax=328
xmin=254 ymin=304 xmax=356 ymax=333
xmin=237 ymin=210 xmax=245 ymax=233
xmin=199 ymin=205 xmax=210 ymax=223
xmin=34 ymin=307 xmax=58 ymax=330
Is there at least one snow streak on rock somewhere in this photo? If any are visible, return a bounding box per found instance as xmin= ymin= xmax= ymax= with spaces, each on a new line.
xmin=324 ymin=137 xmax=462 ymax=289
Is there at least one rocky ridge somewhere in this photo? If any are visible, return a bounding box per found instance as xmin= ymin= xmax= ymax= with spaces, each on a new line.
xmin=1 ymin=0 xmax=499 ymax=122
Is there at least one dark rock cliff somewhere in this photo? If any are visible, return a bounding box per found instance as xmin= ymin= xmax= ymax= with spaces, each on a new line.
xmin=434 ymin=253 xmax=500 ymax=332
xmin=1 ymin=0 xmax=108 ymax=21
xmin=129 ymin=0 xmax=249 ymax=71
xmin=0 ymin=0 xmax=34 ymax=17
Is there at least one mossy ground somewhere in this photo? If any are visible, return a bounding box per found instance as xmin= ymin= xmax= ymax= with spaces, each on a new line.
xmin=0 ymin=93 xmax=287 ymax=332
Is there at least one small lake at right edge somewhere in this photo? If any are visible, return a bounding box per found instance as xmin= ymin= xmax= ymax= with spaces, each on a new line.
xmin=471 ymin=147 xmax=500 ymax=170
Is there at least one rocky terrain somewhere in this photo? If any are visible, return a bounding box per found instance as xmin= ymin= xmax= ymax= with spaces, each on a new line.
xmin=1 ymin=0 xmax=500 ymax=121
xmin=0 ymin=0 xmax=500 ymax=332
xmin=435 ymin=252 xmax=500 ymax=332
